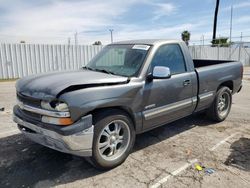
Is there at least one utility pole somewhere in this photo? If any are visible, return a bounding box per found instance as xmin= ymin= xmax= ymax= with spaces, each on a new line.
xmin=200 ymin=36 xmax=202 ymax=58
xmin=74 ymin=31 xmax=78 ymax=45
xmin=201 ymin=35 xmax=205 ymax=57
xmin=238 ymin=32 xmax=243 ymax=61
xmin=229 ymin=6 xmax=233 ymax=44
xmin=109 ymin=29 xmax=114 ymax=43
xmin=229 ymin=6 xmax=233 ymax=59
xmin=212 ymin=0 xmax=220 ymax=43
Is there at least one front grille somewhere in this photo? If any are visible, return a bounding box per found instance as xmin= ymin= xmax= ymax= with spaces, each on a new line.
xmin=17 ymin=92 xmax=41 ymax=108
xmin=17 ymin=92 xmax=42 ymax=121
xmin=22 ymin=109 xmax=41 ymax=121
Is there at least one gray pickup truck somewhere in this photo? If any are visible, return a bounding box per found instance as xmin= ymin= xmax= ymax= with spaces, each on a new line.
xmin=13 ymin=39 xmax=243 ymax=169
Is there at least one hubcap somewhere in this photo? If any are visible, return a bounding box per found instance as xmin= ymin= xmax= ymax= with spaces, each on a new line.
xmin=97 ymin=120 xmax=130 ymax=161
xmin=217 ymin=92 xmax=230 ymax=117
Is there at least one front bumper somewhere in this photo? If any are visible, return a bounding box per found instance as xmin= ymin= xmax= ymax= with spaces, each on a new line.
xmin=13 ymin=114 xmax=94 ymax=157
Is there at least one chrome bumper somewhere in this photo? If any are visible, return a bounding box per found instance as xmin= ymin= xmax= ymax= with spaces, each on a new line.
xmin=13 ymin=115 xmax=94 ymax=157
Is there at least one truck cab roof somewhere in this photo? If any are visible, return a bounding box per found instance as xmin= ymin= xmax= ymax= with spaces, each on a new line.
xmin=112 ymin=39 xmax=183 ymax=46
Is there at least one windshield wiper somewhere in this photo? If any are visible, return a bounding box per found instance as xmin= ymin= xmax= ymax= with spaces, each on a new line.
xmin=83 ymin=66 xmax=117 ymax=75
xmin=94 ymin=69 xmax=116 ymax=75
xmin=82 ymin=66 xmax=95 ymax=71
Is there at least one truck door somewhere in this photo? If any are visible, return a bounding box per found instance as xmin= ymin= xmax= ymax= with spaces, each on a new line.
xmin=142 ymin=44 xmax=196 ymax=130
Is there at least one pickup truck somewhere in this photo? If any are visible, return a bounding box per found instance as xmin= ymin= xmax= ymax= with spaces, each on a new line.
xmin=13 ymin=39 xmax=243 ymax=169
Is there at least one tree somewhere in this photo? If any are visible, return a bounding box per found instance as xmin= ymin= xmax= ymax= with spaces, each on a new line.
xmin=93 ymin=41 xmax=102 ymax=45
xmin=212 ymin=0 xmax=220 ymax=42
xmin=181 ymin=30 xmax=191 ymax=46
xmin=211 ymin=37 xmax=230 ymax=47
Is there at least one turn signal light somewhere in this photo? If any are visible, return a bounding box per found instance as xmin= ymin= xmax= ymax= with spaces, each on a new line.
xmin=42 ymin=116 xmax=73 ymax=126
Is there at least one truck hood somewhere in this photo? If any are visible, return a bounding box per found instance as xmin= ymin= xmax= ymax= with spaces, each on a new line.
xmin=16 ymin=69 xmax=129 ymax=99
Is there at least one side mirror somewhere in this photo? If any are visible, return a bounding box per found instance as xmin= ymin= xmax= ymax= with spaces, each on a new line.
xmin=152 ymin=66 xmax=171 ymax=79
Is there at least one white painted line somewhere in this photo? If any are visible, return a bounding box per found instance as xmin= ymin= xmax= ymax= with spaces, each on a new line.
xmin=209 ymin=133 xmax=238 ymax=151
xmin=151 ymin=132 xmax=239 ymax=188
xmin=150 ymin=159 xmax=198 ymax=188
xmin=0 ymin=129 xmax=20 ymax=136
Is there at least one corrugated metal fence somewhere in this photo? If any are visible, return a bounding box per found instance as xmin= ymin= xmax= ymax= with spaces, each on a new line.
xmin=0 ymin=44 xmax=103 ymax=79
xmin=190 ymin=45 xmax=250 ymax=66
xmin=0 ymin=43 xmax=250 ymax=79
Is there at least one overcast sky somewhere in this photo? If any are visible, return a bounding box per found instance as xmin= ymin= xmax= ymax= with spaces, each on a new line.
xmin=0 ymin=0 xmax=249 ymax=44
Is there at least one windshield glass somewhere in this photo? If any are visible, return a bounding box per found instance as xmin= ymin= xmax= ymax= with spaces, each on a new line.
xmin=86 ymin=44 xmax=150 ymax=77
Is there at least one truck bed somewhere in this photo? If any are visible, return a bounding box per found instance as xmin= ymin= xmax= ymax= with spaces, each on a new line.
xmin=193 ymin=59 xmax=235 ymax=68
xmin=193 ymin=60 xmax=242 ymax=113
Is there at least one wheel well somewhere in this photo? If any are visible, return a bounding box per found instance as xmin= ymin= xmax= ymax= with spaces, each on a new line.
xmin=218 ymin=81 xmax=233 ymax=91
xmin=89 ymin=107 xmax=136 ymax=130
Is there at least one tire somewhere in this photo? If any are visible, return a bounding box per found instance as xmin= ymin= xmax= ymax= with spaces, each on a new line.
xmin=90 ymin=109 xmax=135 ymax=170
xmin=206 ymin=86 xmax=232 ymax=122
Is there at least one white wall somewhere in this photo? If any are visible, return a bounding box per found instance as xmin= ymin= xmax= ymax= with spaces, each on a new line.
xmin=0 ymin=43 xmax=249 ymax=79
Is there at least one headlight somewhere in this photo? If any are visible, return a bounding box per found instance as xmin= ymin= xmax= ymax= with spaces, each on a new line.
xmin=41 ymin=101 xmax=72 ymax=125
xmin=41 ymin=101 xmax=69 ymax=112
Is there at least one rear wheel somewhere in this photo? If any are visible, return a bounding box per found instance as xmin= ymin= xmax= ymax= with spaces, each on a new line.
xmin=90 ymin=110 xmax=135 ymax=169
xmin=206 ymin=86 xmax=232 ymax=122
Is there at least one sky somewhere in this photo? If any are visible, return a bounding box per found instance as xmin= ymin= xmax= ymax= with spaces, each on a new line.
xmin=0 ymin=0 xmax=249 ymax=45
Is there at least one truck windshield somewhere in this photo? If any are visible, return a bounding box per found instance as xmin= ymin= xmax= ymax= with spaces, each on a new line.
xmin=85 ymin=44 xmax=150 ymax=77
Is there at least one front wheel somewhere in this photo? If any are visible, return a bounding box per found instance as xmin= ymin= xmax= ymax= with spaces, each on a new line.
xmin=206 ymin=86 xmax=232 ymax=122
xmin=90 ymin=110 xmax=135 ymax=169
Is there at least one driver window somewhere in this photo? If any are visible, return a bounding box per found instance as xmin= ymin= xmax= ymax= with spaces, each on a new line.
xmin=151 ymin=44 xmax=186 ymax=75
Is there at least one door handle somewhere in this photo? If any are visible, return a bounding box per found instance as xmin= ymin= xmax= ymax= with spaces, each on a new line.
xmin=183 ymin=79 xmax=191 ymax=86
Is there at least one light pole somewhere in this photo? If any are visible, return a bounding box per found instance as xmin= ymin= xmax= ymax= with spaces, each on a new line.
xmin=229 ymin=5 xmax=233 ymax=59
xmin=229 ymin=6 xmax=233 ymax=44
xmin=109 ymin=29 xmax=114 ymax=43
xmin=212 ymin=0 xmax=220 ymax=43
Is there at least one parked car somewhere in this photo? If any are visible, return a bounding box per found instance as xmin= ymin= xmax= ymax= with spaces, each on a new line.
xmin=13 ymin=39 xmax=243 ymax=169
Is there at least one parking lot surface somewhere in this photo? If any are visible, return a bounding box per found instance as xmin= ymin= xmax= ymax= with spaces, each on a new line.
xmin=0 ymin=69 xmax=250 ymax=188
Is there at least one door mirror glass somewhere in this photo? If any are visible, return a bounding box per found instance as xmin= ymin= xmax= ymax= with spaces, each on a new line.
xmin=153 ymin=66 xmax=171 ymax=79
